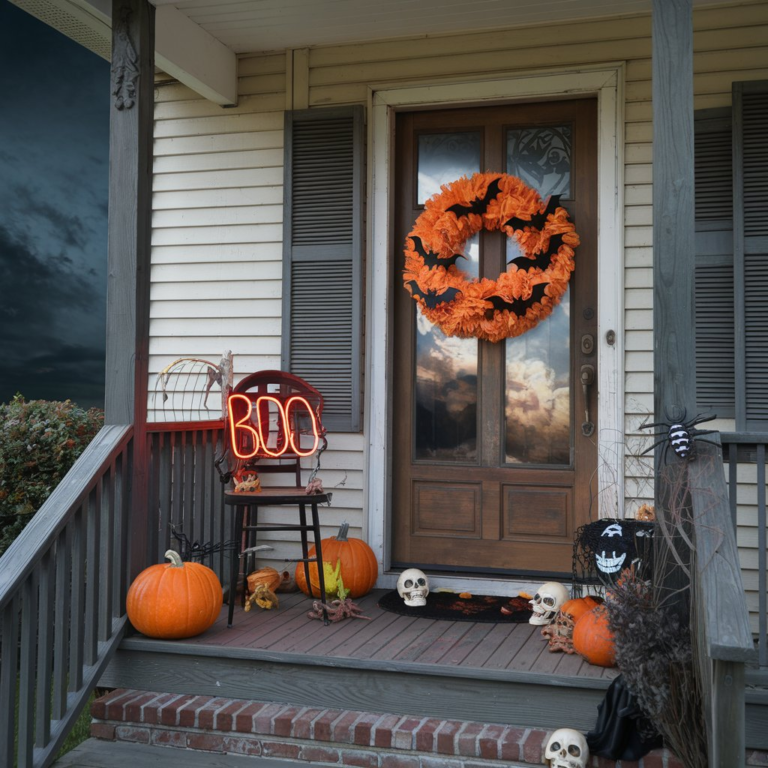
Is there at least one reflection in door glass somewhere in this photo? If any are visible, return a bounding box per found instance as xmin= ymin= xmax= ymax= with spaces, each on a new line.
xmin=418 ymin=132 xmax=481 ymax=205
xmin=414 ymin=131 xmax=480 ymax=461
xmin=415 ymin=311 xmax=478 ymax=461
xmin=507 ymin=125 xmax=572 ymax=198
xmin=505 ymin=125 xmax=572 ymax=465
xmin=505 ymin=291 xmax=571 ymax=464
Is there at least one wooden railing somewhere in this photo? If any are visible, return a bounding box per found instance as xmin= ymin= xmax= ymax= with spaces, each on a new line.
xmin=721 ymin=432 xmax=768 ymax=669
xmin=145 ymin=421 xmax=229 ymax=583
xmin=687 ymin=438 xmax=755 ymax=765
xmin=0 ymin=425 xmax=133 ymax=768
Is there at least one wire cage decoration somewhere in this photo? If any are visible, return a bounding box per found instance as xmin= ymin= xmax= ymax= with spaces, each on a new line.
xmin=150 ymin=351 xmax=234 ymax=422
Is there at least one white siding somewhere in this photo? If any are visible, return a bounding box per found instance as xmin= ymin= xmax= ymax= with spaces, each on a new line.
xmin=150 ymin=4 xmax=768 ymax=600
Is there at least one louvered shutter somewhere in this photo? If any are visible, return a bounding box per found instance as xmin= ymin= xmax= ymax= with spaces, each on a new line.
xmin=694 ymin=108 xmax=735 ymax=416
xmin=282 ymin=106 xmax=365 ymax=432
xmin=734 ymin=82 xmax=768 ymax=430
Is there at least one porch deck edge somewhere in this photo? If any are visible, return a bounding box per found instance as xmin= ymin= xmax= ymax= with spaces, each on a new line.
xmin=116 ymin=635 xmax=612 ymax=691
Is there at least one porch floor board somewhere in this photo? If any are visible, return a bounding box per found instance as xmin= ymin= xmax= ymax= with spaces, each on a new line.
xmin=174 ymin=589 xmax=617 ymax=681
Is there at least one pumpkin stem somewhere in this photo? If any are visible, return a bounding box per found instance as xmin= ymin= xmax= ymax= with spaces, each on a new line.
xmin=164 ymin=550 xmax=184 ymax=568
xmin=336 ymin=522 xmax=350 ymax=541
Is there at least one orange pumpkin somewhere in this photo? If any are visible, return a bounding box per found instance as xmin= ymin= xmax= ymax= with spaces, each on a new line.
xmin=295 ymin=522 xmax=377 ymax=599
xmin=127 ymin=550 xmax=222 ymax=639
xmin=572 ymin=604 xmax=616 ymax=667
xmin=247 ymin=567 xmax=282 ymax=595
xmin=560 ymin=595 xmax=602 ymax=624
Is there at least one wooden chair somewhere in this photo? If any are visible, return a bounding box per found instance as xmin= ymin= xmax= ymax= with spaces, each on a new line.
xmin=224 ymin=371 xmax=331 ymax=626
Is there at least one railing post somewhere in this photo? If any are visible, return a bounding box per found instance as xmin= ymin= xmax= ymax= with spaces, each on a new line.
xmin=106 ymin=0 xmax=155 ymax=580
xmin=711 ymin=659 xmax=746 ymax=766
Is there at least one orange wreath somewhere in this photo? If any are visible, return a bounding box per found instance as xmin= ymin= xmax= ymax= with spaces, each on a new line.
xmin=403 ymin=172 xmax=579 ymax=343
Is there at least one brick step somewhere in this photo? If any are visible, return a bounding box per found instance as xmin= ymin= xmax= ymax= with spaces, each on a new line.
xmin=90 ymin=689 xmax=690 ymax=768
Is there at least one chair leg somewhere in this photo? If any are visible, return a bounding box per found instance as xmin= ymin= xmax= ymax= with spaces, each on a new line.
xmin=228 ymin=505 xmax=244 ymax=628
xmin=298 ymin=503 xmax=313 ymax=597
xmin=311 ymin=502 xmax=329 ymax=625
xmin=242 ymin=506 xmax=258 ymax=607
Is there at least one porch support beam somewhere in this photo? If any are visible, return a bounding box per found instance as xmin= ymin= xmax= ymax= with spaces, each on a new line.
xmin=652 ymin=0 xmax=696 ymax=429
xmin=105 ymin=0 xmax=154 ymax=578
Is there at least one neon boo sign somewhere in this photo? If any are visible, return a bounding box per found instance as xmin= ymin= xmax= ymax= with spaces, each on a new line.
xmin=227 ymin=393 xmax=320 ymax=460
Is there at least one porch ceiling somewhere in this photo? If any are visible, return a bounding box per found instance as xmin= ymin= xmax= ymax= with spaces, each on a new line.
xmin=152 ymin=0 xmax=742 ymax=53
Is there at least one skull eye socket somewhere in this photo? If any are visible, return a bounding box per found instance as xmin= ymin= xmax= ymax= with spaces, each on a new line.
xmin=404 ymin=579 xmax=414 ymax=588
xmin=417 ymin=578 xmax=426 ymax=586
xmin=543 ymin=596 xmax=556 ymax=608
xmin=550 ymin=741 xmax=561 ymax=751
xmin=533 ymin=593 xmax=542 ymax=603
xmin=568 ymin=745 xmax=581 ymax=757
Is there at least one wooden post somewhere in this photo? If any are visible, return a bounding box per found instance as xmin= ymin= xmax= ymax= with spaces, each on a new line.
xmin=652 ymin=0 xmax=696 ymax=432
xmin=105 ymin=0 xmax=154 ymax=579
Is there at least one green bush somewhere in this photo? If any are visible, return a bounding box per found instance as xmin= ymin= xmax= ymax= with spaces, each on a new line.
xmin=0 ymin=395 xmax=103 ymax=556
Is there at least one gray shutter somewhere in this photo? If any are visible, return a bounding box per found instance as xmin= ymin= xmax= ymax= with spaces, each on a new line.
xmin=734 ymin=82 xmax=768 ymax=430
xmin=282 ymin=106 xmax=365 ymax=432
xmin=695 ymin=108 xmax=735 ymax=417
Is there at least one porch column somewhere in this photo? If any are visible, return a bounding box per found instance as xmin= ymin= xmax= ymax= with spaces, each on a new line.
xmin=105 ymin=0 xmax=154 ymax=579
xmin=652 ymin=0 xmax=696 ymax=430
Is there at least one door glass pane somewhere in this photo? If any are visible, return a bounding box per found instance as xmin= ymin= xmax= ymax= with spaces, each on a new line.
xmin=418 ymin=131 xmax=481 ymax=204
xmin=414 ymin=131 xmax=479 ymax=461
xmin=505 ymin=125 xmax=572 ymax=465
xmin=415 ymin=312 xmax=478 ymax=461
xmin=507 ymin=125 xmax=572 ymax=198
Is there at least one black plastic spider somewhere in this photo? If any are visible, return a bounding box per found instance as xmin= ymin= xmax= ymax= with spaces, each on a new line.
xmin=639 ymin=411 xmax=718 ymax=463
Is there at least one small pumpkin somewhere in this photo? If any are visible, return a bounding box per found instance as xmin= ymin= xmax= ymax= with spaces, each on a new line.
xmin=572 ymin=604 xmax=616 ymax=667
xmin=127 ymin=550 xmax=223 ymax=639
xmin=295 ymin=522 xmax=378 ymax=599
xmin=560 ymin=595 xmax=602 ymax=624
xmin=247 ymin=566 xmax=282 ymax=595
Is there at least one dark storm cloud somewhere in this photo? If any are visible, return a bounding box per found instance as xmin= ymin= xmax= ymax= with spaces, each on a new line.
xmin=12 ymin=186 xmax=88 ymax=248
xmin=0 ymin=1 xmax=109 ymax=408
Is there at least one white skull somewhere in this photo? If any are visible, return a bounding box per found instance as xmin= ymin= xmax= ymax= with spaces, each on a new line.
xmin=396 ymin=569 xmax=429 ymax=607
xmin=529 ymin=582 xmax=569 ymax=626
xmin=544 ymin=728 xmax=588 ymax=768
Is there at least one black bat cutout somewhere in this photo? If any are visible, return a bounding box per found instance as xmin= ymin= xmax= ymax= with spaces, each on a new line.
xmin=406 ymin=280 xmax=462 ymax=309
xmin=485 ymin=282 xmax=549 ymax=317
xmin=446 ymin=178 xmax=502 ymax=218
xmin=504 ymin=194 xmax=562 ymax=232
xmin=409 ymin=236 xmax=466 ymax=270
xmin=508 ymin=233 xmax=565 ymax=273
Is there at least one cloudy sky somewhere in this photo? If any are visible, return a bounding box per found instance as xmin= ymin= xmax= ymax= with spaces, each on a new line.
xmin=0 ymin=1 xmax=109 ymax=409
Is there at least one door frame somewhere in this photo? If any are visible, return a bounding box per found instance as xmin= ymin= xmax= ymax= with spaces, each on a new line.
xmin=364 ymin=64 xmax=625 ymax=592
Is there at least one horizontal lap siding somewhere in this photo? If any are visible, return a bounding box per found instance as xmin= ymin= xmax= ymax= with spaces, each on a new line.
xmin=150 ymin=60 xmax=365 ymax=572
xmin=150 ymin=5 xmax=768 ymax=600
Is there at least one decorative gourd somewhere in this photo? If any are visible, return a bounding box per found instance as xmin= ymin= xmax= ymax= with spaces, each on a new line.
xmin=127 ymin=550 xmax=222 ymax=639
xmin=572 ymin=604 xmax=616 ymax=667
xmin=247 ymin=567 xmax=282 ymax=595
xmin=295 ymin=522 xmax=377 ymax=599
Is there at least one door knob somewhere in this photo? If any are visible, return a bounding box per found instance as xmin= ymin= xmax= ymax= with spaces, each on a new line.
xmin=580 ymin=364 xmax=595 ymax=437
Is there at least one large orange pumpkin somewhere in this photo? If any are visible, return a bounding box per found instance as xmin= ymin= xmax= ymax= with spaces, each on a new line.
xmin=572 ymin=604 xmax=616 ymax=667
xmin=127 ymin=550 xmax=223 ymax=639
xmin=295 ymin=523 xmax=377 ymax=599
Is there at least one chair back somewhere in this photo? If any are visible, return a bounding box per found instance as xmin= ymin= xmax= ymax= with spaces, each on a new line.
xmin=227 ymin=370 xmax=326 ymax=485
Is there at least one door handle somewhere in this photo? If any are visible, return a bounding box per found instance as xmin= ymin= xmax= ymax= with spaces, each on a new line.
xmin=580 ymin=364 xmax=595 ymax=437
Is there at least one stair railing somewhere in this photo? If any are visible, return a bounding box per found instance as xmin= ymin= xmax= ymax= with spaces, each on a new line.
xmin=686 ymin=437 xmax=755 ymax=765
xmin=0 ymin=424 xmax=133 ymax=768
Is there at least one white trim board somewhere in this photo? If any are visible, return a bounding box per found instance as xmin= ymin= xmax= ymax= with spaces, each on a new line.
xmin=365 ymin=65 xmax=626 ymax=591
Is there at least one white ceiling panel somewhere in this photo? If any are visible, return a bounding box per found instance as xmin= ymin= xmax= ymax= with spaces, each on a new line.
xmin=149 ymin=0 xmax=750 ymax=54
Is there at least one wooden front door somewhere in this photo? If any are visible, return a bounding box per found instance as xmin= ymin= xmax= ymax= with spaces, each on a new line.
xmin=392 ymin=99 xmax=597 ymax=576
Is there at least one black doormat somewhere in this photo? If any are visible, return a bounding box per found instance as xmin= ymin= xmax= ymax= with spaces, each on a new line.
xmin=378 ymin=590 xmax=532 ymax=623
